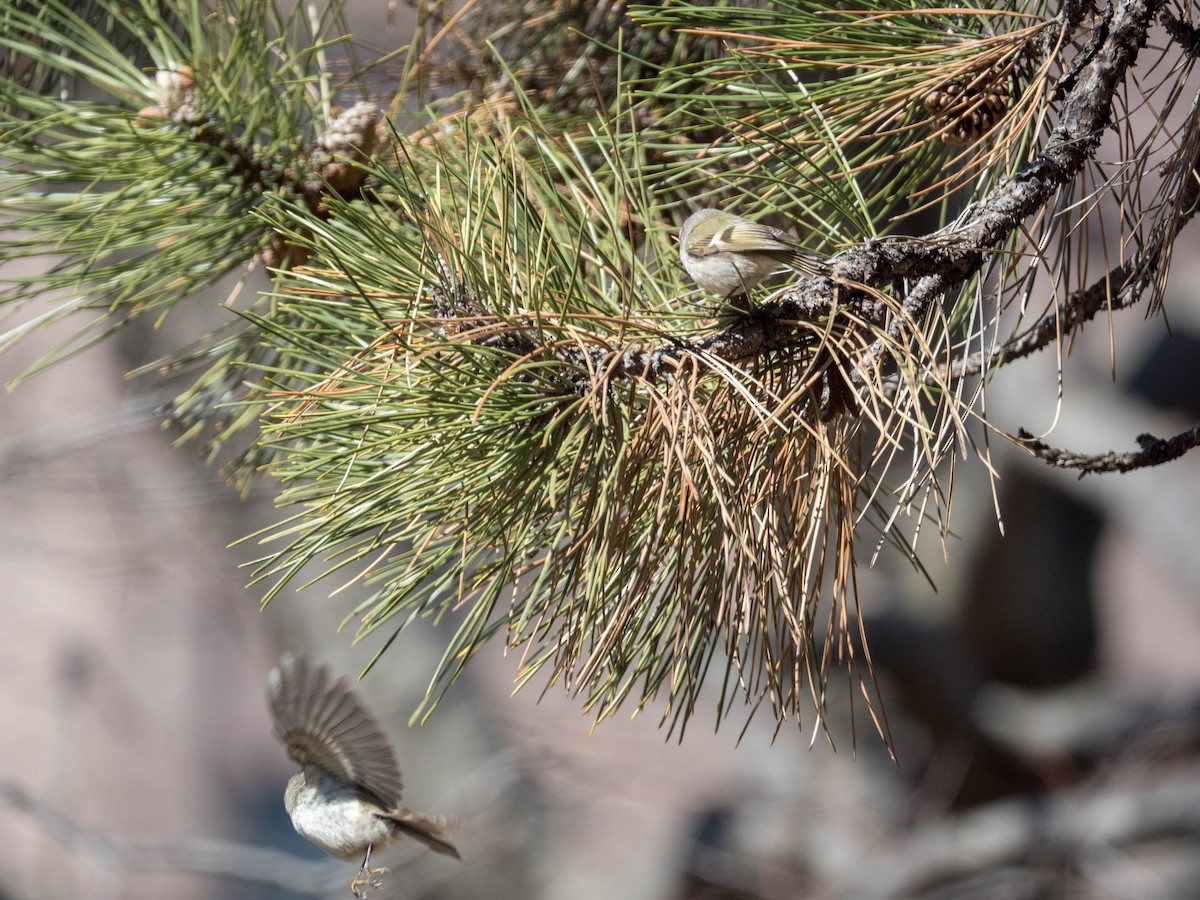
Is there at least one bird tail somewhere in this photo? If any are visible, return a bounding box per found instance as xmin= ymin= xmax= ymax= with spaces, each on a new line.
xmin=387 ymin=809 xmax=462 ymax=859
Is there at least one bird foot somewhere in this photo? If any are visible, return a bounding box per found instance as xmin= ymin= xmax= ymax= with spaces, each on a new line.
xmin=350 ymin=867 xmax=389 ymax=898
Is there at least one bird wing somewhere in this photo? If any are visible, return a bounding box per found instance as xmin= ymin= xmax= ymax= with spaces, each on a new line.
xmin=686 ymin=220 xmax=823 ymax=275
xmin=268 ymin=654 xmax=404 ymax=810
xmin=724 ymin=221 xmax=794 ymax=253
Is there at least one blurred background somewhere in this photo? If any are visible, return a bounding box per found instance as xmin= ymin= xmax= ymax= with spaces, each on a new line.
xmin=4 ymin=3 xmax=1200 ymax=898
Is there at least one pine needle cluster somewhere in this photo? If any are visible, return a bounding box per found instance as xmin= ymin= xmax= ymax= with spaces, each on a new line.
xmin=2 ymin=0 xmax=1196 ymax=739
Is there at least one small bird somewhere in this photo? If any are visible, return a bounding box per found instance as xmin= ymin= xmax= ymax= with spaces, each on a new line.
xmin=268 ymin=654 xmax=460 ymax=898
xmin=678 ymin=208 xmax=823 ymax=298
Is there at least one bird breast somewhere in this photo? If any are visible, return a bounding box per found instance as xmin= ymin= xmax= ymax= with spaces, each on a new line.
xmin=683 ymin=249 xmax=778 ymax=298
xmin=284 ymin=772 xmax=394 ymax=859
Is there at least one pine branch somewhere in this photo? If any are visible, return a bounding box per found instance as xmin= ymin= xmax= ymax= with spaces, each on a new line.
xmin=230 ymin=0 xmax=1197 ymax=741
xmin=0 ymin=0 xmax=392 ymax=475
xmin=4 ymin=0 xmax=1197 ymax=741
xmin=1017 ymin=425 xmax=1200 ymax=474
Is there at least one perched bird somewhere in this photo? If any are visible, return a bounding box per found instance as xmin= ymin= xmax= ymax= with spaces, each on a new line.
xmin=678 ymin=208 xmax=823 ymax=298
xmin=268 ymin=655 xmax=460 ymax=898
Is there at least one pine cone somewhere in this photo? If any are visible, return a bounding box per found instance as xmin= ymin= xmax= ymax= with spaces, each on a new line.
xmin=259 ymin=231 xmax=312 ymax=273
xmin=310 ymin=102 xmax=380 ymax=194
xmin=923 ymin=80 xmax=1008 ymax=145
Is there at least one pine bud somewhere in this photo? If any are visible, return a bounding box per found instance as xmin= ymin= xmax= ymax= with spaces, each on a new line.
xmin=135 ymin=105 xmax=167 ymax=128
xmin=154 ymin=65 xmax=195 ymax=117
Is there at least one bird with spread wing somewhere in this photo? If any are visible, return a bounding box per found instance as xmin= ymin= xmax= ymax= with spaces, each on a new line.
xmin=268 ymin=654 xmax=460 ymax=897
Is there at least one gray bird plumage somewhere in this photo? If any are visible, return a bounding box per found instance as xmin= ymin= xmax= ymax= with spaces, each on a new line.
xmin=678 ymin=208 xmax=823 ymax=297
xmin=269 ymin=654 xmax=459 ymax=895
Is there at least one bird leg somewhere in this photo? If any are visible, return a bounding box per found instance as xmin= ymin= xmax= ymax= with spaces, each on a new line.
xmin=349 ymin=844 xmax=389 ymax=898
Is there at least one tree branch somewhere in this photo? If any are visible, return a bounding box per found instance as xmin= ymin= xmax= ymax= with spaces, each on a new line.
xmin=949 ymin=258 xmax=1135 ymax=380
xmin=1017 ymin=424 xmax=1200 ymax=475
xmin=442 ymin=0 xmax=1169 ymax=390
xmin=1161 ymin=8 xmax=1200 ymax=57
xmin=952 ymin=79 xmax=1200 ymax=377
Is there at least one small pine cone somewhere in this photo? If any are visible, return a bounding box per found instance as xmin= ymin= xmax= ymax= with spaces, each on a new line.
xmin=259 ymin=232 xmax=312 ymax=273
xmin=313 ymin=102 xmax=380 ymax=194
xmin=981 ymin=89 xmax=1008 ymax=123
xmin=923 ymin=80 xmax=1009 ymax=145
xmin=922 ymin=84 xmax=961 ymax=118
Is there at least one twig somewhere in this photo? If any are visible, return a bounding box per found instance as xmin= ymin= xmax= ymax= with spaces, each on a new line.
xmin=952 ymin=75 xmax=1200 ymax=377
xmin=1016 ymin=424 xmax=1200 ymax=475
xmin=948 ymin=258 xmax=1135 ymax=379
xmin=1161 ymin=8 xmax=1200 ymax=57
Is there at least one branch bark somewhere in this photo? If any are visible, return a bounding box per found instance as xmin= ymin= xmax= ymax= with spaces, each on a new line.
xmin=1017 ymin=424 xmax=1200 ymax=475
